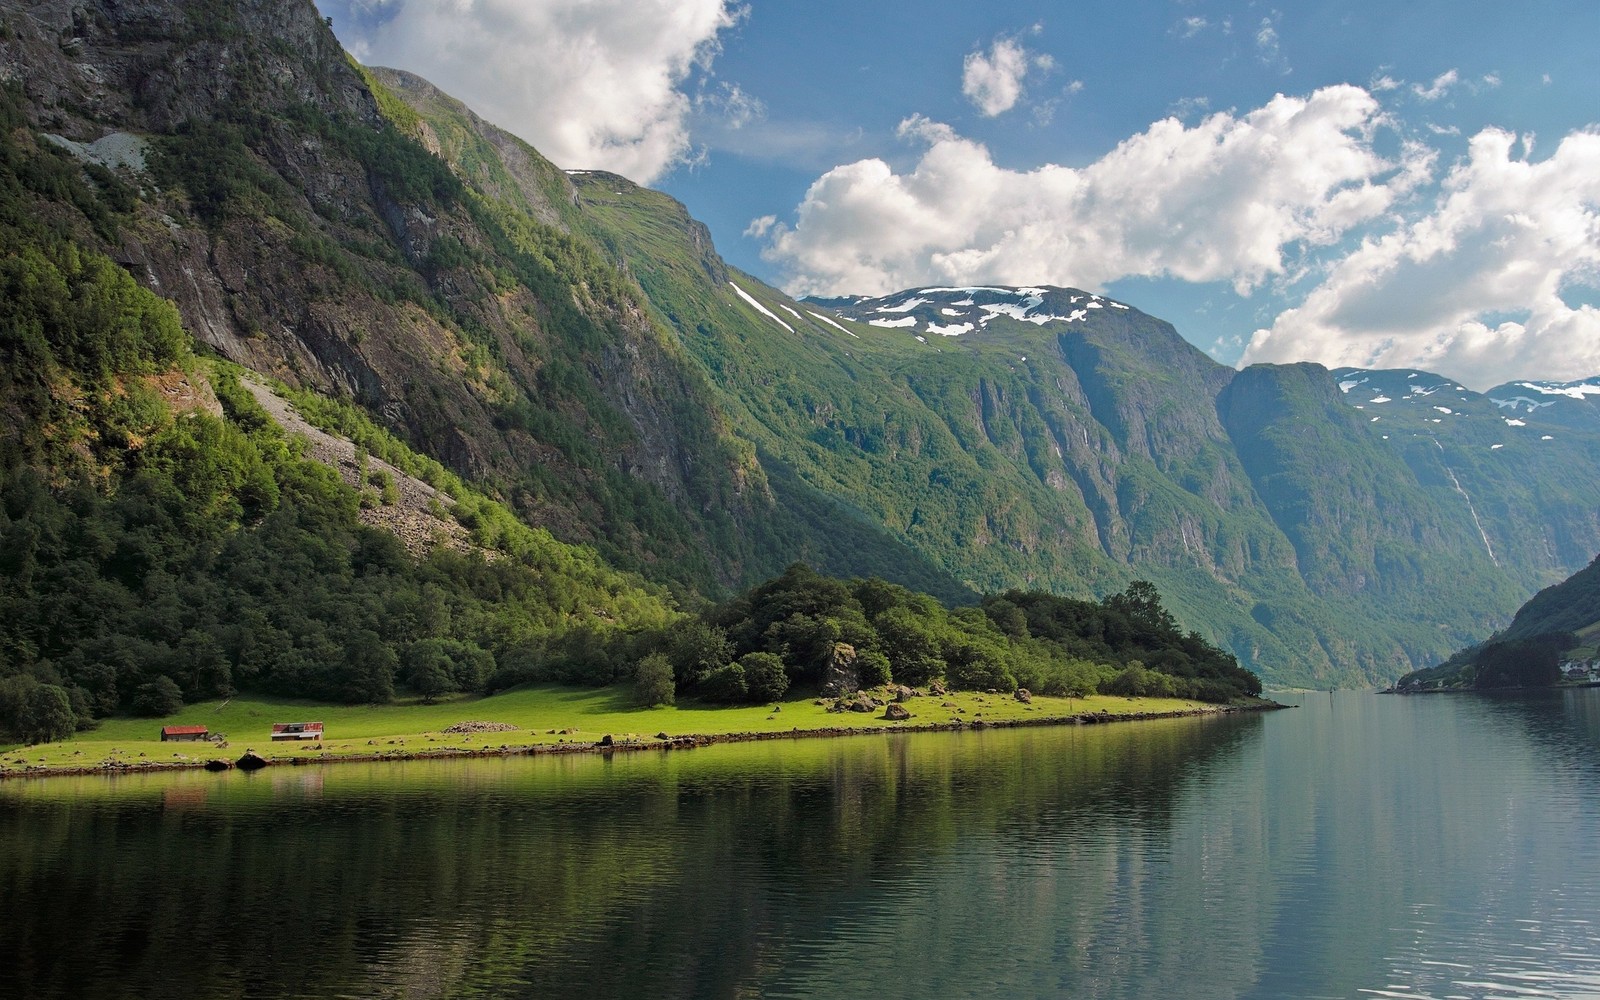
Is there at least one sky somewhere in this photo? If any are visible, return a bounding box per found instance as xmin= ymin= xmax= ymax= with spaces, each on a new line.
xmin=313 ymin=0 xmax=1600 ymax=389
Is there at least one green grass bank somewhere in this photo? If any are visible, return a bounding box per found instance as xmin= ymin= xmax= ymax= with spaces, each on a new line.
xmin=0 ymin=684 xmax=1278 ymax=778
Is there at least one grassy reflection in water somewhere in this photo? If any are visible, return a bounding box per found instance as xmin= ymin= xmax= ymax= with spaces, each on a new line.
xmin=0 ymin=717 xmax=1262 ymax=1000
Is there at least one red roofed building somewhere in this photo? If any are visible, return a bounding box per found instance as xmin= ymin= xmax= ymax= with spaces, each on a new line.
xmin=160 ymin=725 xmax=209 ymax=742
xmin=270 ymin=722 xmax=324 ymax=741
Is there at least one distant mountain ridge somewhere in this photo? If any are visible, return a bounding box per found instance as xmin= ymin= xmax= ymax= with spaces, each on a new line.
xmin=3 ymin=0 xmax=1600 ymax=687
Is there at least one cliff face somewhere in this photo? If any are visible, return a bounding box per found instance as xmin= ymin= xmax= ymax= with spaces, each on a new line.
xmin=0 ymin=0 xmax=872 ymax=590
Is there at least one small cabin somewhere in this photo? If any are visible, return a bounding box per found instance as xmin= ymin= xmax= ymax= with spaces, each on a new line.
xmin=270 ymin=722 xmax=324 ymax=742
xmin=160 ymin=725 xmax=209 ymax=742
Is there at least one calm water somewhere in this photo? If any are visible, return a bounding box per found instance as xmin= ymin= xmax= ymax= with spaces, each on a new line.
xmin=2 ymin=690 xmax=1599 ymax=999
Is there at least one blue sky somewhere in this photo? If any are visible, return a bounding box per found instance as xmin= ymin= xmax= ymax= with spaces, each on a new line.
xmin=316 ymin=0 xmax=1600 ymax=388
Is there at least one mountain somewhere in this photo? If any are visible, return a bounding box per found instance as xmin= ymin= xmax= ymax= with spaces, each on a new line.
xmin=794 ymin=289 xmax=1600 ymax=684
xmin=3 ymin=0 xmax=1599 ymax=689
xmin=1393 ymin=552 xmax=1600 ymax=691
xmin=0 ymin=0 xmax=963 ymax=602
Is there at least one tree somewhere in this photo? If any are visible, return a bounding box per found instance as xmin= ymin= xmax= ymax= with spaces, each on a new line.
xmin=668 ymin=622 xmax=733 ymax=687
xmin=946 ymin=642 xmax=1015 ymax=692
xmin=634 ymin=652 xmax=675 ymax=707
xmin=855 ymin=649 xmax=891 ymax=688
xmin=739 ymin=652 xmax=788 ymax=703
xmin=18 ymin=683 xmax=76 ymax=744
xmin=339 ymin=630 xmax=397 ymax=703
xmin=407 ymin=657 xmax=454 ymax=704
xmin=1103 ymin=581 xmax=1179 ymax=644
xmin=699 ymin=662 xmax=748 ymax=703
xmin=875 ymin=606 xmax=944 ymax=685
xmin=131 ymin=676 xmax=184 ymax=717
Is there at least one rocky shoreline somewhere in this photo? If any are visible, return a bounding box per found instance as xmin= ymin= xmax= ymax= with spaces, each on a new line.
xmin=0 ymin=701 xmax=1284 ymax=782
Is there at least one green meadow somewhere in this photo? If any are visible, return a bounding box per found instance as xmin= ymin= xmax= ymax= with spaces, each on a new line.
xmin=0 ymin=683 xmax=1236 ymax=776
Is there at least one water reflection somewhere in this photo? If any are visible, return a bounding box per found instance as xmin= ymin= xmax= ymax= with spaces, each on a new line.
xmin=2 ymin=694 xmax=1599 ymax=998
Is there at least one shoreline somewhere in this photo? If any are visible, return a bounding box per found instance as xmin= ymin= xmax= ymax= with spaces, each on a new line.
xmin=0 ymin=700 xmax=1285 ymax=782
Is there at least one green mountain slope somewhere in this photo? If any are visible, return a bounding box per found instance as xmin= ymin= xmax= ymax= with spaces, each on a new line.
xmin=1393 ymin=552 xmax=1600 ymax=691
xmin=4 ymin=0 xmax=1600 ymax=688
xmin=0 ymin=0 xmax=961 ymax=602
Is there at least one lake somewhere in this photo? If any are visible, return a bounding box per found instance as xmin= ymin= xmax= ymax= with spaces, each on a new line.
xmin=2 ymin=690 xmax=1598 ymax=999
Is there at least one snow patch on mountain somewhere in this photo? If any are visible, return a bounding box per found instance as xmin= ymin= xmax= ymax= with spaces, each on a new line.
xmin=1491 ymin=395 xmax=1555 ymax=413
xmin=876 ymin=297 xmax=928 ymax=314
xmin=729 ymin=282 xmax=792 ymax=332
xmin=807 ymin=311 xmax=859 ymax=338
xmin=1513 ymin=380 xmax=1600 ymax=399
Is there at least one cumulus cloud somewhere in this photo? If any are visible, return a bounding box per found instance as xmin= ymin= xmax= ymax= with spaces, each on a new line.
xmin=962 ymin=35 xmax=1054 ymax=117
xmin=327 ymin=0 xmax=742 ymax=183
xmin=1243 ymin=128 xmax=1600 ymax=387
xmin=759 ymin=86 xmax=1419 ymax=298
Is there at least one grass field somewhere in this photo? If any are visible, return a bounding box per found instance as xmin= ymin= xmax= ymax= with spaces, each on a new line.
xmin=0 ymin=684 xmax=1247 ymax=777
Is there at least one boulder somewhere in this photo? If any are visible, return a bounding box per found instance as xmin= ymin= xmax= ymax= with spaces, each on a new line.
xmin=235 ymin=750 xmax=268 ymax=771
xmin=929 ymin=680 xmax=947 ymax=697
xmin=848 ymin=694 xmax=874 ymax=713
xmin=204 ymin=759 xmax=232 ymax=772
xmin=819 ymin=643 xmax=861 ymax=697
xmin=1014 ymin=688 xmax=1033 ymax=704
xmin=893 ymin=685 xmax=916 ymax=702
xmin=884 ymin=703 xmax=912 ymax=721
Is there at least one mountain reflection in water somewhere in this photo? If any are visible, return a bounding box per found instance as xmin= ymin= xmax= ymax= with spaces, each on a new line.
xmin=2 ymin=691 xmax=1598 ymax=999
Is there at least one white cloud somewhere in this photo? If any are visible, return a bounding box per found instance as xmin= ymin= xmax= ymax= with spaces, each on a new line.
xmin=1169 ymin=96 xmax=1212 ymax=122
xmin=1242 ymin=128 xmax=1600 ymax=388
xmin=962 ymin=35 xmax=1053 ymax=117
xmin=759 ymin=86 xmax=1416 ymax=299
xmin=328 ymin=0 xmax=742 ymax=184
xmin=1255 ymin=12 xmax=1288 ymax=72
xmin=1176 ymin=16 xmax=1208 ymax=38
xmin=1413 ymin=69 xmax=1460 ymax=101
xmin=697 ymin=81 xmax=765 ymax=130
